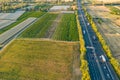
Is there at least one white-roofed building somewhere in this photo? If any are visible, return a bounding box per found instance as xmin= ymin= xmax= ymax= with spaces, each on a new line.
xmin=49 ymin=5 xmax=70 ymax=11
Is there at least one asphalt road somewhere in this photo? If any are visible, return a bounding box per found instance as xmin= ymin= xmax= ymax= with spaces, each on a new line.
xmin=77 ymin=0 xmax=119 ymax=80
xmin=0 ymin=18 xmax=36 ymax=47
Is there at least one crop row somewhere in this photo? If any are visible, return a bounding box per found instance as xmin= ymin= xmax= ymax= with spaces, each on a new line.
xmin=20 ymin=13 xmax=58 ymax=38
xmin=52 ymin=14 xmax=79 ymax=41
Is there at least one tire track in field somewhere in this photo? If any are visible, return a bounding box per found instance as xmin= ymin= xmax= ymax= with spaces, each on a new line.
xmin=44 ymin=13 xmax=63 ymax=38
xmin=72 ymin=44 xmax=81 ymax=80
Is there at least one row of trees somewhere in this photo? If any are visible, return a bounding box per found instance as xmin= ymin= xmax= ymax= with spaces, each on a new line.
xmin=75 ymin=11 xmax=91 ymax=80
xmin=83 ymin=7 xmax=120 ymax=78
xmin=0 ymin=1 xmax=27 ymax=12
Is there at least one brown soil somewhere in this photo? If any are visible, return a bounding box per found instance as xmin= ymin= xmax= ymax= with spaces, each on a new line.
xmin=72 ymin=44 xmax=81 ymax=80
xmin=44 ymin=13 xmax=63 ymax=38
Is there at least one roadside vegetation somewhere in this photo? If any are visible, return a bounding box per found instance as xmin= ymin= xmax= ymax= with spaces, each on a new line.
xmin=52 ymin=13 xmax=79 ymax=41
xmin=20 ymin=13 xmax=58 ymax=38
xmin=75 ymin=11 xmax=91 ymax=80
xmin=0 ymin=39 xmax=78 ymax=80
xmin=108 ymin=6 xmax=120 ymax=15
xmin=0 ymin=1 xmax=27 ymax=12
xmin=34 ymin=3 xmax=52 ymax=12
xmin=0 ymin=11 xmax=45 ymax=34
xmin=83 ymin=7 xmax=120 ymax=78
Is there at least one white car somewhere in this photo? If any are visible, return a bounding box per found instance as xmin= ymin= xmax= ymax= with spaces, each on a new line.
xmin=83 ymin=30 xmax=85 ymax=34
xmin=87 ymin=23 xmax=90 ymax=26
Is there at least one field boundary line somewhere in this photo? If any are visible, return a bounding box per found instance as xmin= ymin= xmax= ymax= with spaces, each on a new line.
xmin=17 ymin=38 xmax=79 ymax=43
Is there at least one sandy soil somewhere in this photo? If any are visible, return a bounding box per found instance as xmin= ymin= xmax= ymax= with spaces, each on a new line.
xmin=84 ymin=0 xmax=120 ymax=4
xmin=72 ymin=44 xmax=81 ymax=80
xmin=94 ymin=19 xmax=120 ymax=60
xmin=87 ymin=6 xmax=120 ymax=26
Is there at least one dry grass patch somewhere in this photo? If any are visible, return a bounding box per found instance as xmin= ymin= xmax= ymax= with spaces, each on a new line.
xmin=0 ymin=39 xmax=79 ymax=80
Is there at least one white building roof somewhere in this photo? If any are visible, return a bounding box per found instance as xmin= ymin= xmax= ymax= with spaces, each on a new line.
xmin=50 ymin=6 xmax=70 ymax=11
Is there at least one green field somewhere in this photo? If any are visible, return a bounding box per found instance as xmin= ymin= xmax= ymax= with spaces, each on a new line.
xmin=52 ymin=14 xmax=79 ymax=41
xmin=108 ymin=6 xmax=120 ymax=15
xmin=0 ymin=11 xmax=45 ymax=34
xmin=20 ymin=13 xmax=58 ymax=38
xmin=0 ymin=39 xmax=79 ymax=80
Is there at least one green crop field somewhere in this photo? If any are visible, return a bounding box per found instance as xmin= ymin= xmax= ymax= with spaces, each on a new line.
xmin=52 ymin=14 xmax=79 ymax=41
xmin=0 ymin=39 xmax=78 ymax=80
xmin=20 ymin=13 xmax=58 ymax=38
xmin=17 ymin=11 xmax=45 ymax=20
xmin=0 ymin=11 xmax=45 ymax=34
xmin=108 ymin=6 xmax=120 ymax=15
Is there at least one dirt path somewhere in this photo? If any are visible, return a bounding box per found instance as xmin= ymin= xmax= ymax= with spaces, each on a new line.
xmin=72 ymin=45 xmax=81 ymax=80
xmin=44 ymin=13 xmax=62 ymax=38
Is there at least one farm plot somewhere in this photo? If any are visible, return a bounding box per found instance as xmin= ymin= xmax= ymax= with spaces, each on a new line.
xmin=44 ymin=13 xmax=63 ymax=38
xmin=17 ymin=11 xmax=45 ymax=20
xmin=115 ymin=6 xmax=120 ymax=10
xmin=0 ymin=11 xmax=25 ymax=20
xmin=52 ymin=14 xmax=79 ymax=41
xmin=0 ymin=39 xmax=79 ymax=80
xmin=97 ymin=19 xmax=120 ymax=62
xmin=86 ymin=6 xmax=120 ymax=26
xmin=105 ymin=36 xmax=120 ymax=61
xmin=84 ymin=0 xmax=120 ymax=4
xmin=94 ymin=19 xmax=120 ymax=34
xmin=0 ymin=11 xmax=45 ymax=34
xmin=95 ymin=19 xmax=120 ymax=61
xmin=0 ymin=18 xmax=36 ymax=46
xmin=97 ymin=0 xmax=120 ymax=3
xmin=20 ymin=13 xmax=58 ymax=38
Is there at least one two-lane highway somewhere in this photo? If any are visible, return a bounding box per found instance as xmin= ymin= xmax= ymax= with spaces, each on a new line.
xmin=77 ymin=0 xmax=119 ymax=80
